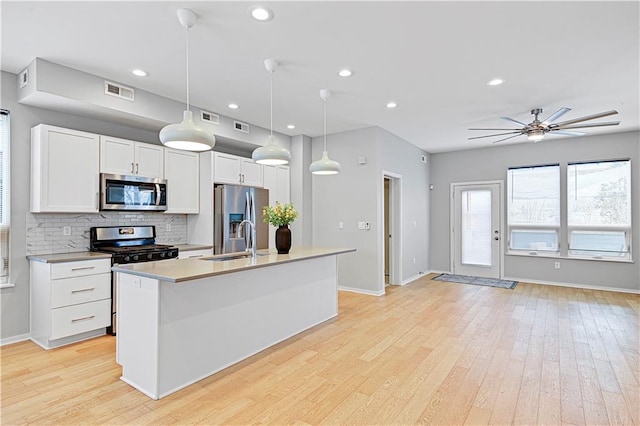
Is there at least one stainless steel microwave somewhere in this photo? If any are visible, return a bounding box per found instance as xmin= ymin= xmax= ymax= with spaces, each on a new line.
xmin=100 ymin=174 xmax=167 ymax=211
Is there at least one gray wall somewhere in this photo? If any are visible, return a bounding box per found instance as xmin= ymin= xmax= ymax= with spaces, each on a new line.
xmin=311 ymin=126 xmax=429 ymax=294
xmin=1 ymin=70 xmax=174 ymax=341
xmin=430 ymin=131 xmax=640 ymax=291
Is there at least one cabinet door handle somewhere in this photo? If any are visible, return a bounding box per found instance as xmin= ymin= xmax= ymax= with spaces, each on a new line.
xmin=188 ymin=254 xmax=203 ymax=258
xmin=71 ymin=315 xmax=95 ymax=323
xmin=239 ymin=173 xmax=243 ymax=183
xmin=70 ymin=266 xmax=95 ymax=271
xmin=131 ymin=162 xmax=135 ymax=174
xmin=71 ymin=287 xmax=95 ymax=294
xmin=135 ymin=163 xmax=139 ymax=174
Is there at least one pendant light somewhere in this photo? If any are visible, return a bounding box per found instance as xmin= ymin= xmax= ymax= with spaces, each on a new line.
xmin=309 ymin=89 xmax=341 ymax=175
xmin=252 ymin=59 xmax=291 ymax=165
xmin=159 ymin=9 xmax=215 ymax=152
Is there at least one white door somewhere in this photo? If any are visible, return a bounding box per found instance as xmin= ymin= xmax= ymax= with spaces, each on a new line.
xmin=452 ymin=183 xmax=502 ymax=278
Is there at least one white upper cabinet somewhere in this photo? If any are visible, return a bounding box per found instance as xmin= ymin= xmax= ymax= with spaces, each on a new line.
xmin=100 ymin=136 xmax=164 ymax=179
xmin=31 ymin=124 xmax=100 ymax=213
xmin=213 ymin=152 xmax=263 ymax=187
xmin=164 ymin=148 xmax=199 ymax=214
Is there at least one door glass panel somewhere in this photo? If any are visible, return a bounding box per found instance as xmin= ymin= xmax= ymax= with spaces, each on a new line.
xmin=461 ymin=189 xmax=492 ymax=266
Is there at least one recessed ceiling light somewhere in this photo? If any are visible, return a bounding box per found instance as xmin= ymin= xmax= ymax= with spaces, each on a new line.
xmin=248 ymin=5 xmax=274 ymax=22
xmin=132 ymin=69 xmax=148 ymax=77
xmin=228 ymin=103 xmax=239 ymax=109
xmin=287 ymin=124 xmax=296 ymax=129
xmin=486 ymin=78 xmax=504 ymax=86
xmin=386 ymin=102 xmax=397 ymax=109
xmin=338 ymin=69 xmax=353 ymax=78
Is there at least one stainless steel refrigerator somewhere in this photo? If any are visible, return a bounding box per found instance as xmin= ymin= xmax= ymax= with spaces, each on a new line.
xmin=213 ymin=184 xmax=269 ymax=254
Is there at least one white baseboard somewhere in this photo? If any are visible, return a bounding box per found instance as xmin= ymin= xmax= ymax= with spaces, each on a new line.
xmin=338 ymin=285 xmax=385 ymax=296
xmin=503 ymin=276 xmax=640 ymax=295
xmin=399 ymin=273 xmax=427 ymax=286
xmin=1 ymin=333 xmax=30 ymax=347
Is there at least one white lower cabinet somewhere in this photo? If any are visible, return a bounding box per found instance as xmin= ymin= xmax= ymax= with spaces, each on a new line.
xmin=30 ymin=258 xmax=112 ymax=349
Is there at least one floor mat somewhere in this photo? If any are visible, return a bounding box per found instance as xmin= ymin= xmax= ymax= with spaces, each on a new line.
xmin=433 ymin=273 xmax=517 ymax=289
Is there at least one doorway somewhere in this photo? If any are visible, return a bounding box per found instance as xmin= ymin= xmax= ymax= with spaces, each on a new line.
xmin=381 ymin=171 xmax=401 ymax=291
xmin=450 ymin=181 xmax=503 ymax=279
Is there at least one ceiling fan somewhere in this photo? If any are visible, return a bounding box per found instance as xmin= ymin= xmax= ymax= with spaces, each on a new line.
xmin=468 ymin=108 xmax=620 ymax=144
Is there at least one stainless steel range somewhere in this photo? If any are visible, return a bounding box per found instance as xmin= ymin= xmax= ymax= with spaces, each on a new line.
xmin=90 ymin=225 xmax=178 ymax=334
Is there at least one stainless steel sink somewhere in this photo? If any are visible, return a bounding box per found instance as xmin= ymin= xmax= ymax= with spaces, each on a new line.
xmin=200 ymin=252 xmax=267 ymax=262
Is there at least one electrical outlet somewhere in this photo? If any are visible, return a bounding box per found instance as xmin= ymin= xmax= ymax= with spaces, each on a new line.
xmin=339 ymin=222 xmax=344 ymax=230
xmin=365 ymin=222 xmax=370 ymax=230
xmin=554 ymin=261 xmax=560 ymax=269
xmin=166 ymin=223 xmax=172 ymax=232
xmin=413 ymin=257 xmax=416 ymax=264
xmin=63 ymin=226 xmax=71 ymax=236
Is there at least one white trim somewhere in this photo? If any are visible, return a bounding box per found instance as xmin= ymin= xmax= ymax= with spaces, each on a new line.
xmin=379 ymin=170 xmax=402 ymax=293
xmin=0 ymin=333 xmax=30 ymax=346
xmin=450 ymin=180 xmax=505 ymax=279
xmin=503 ymin=276 xmax=640 ymax=295
xmin=338 ymin=286 xmax=385 ymax=297
xmin=0 ymin=283 xmax=15 ymax=288
xmin=399 ymin=273 xmax=425 ymax=286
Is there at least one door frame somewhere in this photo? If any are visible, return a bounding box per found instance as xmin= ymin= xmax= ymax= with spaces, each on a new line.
xmin=379 ymin=170 xmax=402 ymax=291
xmin=449 ymin=180 xmax=505 ymax=279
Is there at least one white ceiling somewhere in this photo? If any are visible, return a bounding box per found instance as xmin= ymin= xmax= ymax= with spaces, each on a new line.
xmin=2 ymin=1 xmax=638 ymax=153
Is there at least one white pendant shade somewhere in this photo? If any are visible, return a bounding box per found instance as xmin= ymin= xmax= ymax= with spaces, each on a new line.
xmin=160 ymin=9 xmax=215 ymax=152
xmin=160 ymin=110 xmax=215 ymax=151
xmin=252 ymin=135 xmax=291 ymax=165
xmin=309 ymin=150 xmax=341 ymax=175
xmin=309 ymin=89 xmax=340 ymax=175
xmin=252 ymin=58 xmax=291 ymax=165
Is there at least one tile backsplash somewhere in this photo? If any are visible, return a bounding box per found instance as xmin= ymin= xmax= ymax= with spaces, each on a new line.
xmin=26 ymin=212 xmax=188 ymax=255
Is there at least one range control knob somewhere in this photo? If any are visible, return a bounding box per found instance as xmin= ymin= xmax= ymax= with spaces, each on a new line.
xmin=123 ymin=256 xmax=130 ymax=263
xmin=132 ymin=255 xmax=139 ymax=261
xmin=160 ymin=252 xmax=166 ymax=258
xmin=147 ymin=253 xmax=153 ymax=260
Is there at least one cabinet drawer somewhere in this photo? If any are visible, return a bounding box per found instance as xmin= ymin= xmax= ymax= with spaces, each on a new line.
xmin=50 ymin=259 xmax=111 ymax=279
xmin=177 ymin=249 xmax=212 ymax=259
xmin=51 ymin=273 xmax=111 ymax=308
xmin=50 ymin=299 xmax=111 ymax=340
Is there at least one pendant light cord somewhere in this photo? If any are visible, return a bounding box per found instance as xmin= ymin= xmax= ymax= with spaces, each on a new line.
xmin=270 ymin=70 xmax=273 ymax=136
xmin=185 ymin=25 xmax=190 ymax=111
xmin=323 ymin=97 xmax=327 ymax=151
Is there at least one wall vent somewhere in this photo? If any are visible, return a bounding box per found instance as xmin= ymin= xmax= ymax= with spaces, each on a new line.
xmin=200 ymin=110 xmax=220 ymax=125
xmin=104 ymin=81 xmax=135 ymax=101
xmin=19 ymin=68 xmax=29 ymax=89
xmin=233 ymin=120 xmax=250 ymax=134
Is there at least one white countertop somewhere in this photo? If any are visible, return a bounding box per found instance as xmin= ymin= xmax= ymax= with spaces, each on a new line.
xmin=27 ymin=251 xmax=113 ymax=263
xmin=112 ymin=247 xmax=356 ymax=283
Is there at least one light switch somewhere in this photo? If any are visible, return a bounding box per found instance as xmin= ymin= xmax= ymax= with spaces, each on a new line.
xmin=339 ymin=222 xmax=344 ymax=230
xmin=357 ymin=221 xmax=366 ymax=230
xmin=63 ymin=226 xmax=71 ymax=236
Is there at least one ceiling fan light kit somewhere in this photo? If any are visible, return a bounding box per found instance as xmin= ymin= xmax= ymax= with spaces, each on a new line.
xmin=310 ymin=89 xmax=341 ymax=175
xmin=159 ymin=8 xmax=216 ymax=152
xmin=252 ymin=58 xmax=292 ymax=165
xmin=469 ymin=107 xmax=620 ymax=144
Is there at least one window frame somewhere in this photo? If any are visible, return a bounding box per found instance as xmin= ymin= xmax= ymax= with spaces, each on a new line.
xmin=0 ymin=109 xmax=10 ymax=287
xmin=506 ymin=164 xmax=561 ymax=256
xmin=566 ymin=159 xmax=632 ymax=261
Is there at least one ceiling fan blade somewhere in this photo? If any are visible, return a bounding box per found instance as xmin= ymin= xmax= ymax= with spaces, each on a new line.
xmin=551 ymin=110 xmax=618 ymax=127
xmin=555 ymin=121 xmax=621 ymax=130
xmin=550 ymin=130 xmax=587 ymax=136
xmin=500 ymin=116 xmax=528 ymax=127
xmin=468 ymin=128 xmax=522 ymax=131
xmin=492 ymin=134 xmax=523 ymax=144
xmin=468 ymin=131 xmax=522 ymax=141
xmin=541 ymin=107 xmax=571 ymax=125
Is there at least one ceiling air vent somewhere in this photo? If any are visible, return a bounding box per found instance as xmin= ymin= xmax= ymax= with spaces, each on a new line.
xmin=104 ymin=81 xmax=135 ymax=101
xmin=233 ymin=120 xmax=250 ymax=134
xmin=200 ymin=110 xmax=220 ymax=125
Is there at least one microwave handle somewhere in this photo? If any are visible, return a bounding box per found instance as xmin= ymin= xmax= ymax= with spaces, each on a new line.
xmin=155 ymin=184 xmax=161 ymax=206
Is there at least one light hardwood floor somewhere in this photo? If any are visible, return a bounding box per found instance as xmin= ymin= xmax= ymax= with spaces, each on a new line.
xmin=2 ymin=275 xmax=639 ymax=425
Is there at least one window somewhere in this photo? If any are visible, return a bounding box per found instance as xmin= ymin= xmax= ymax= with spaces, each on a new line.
xmin=0 ymin=109 xmax=9 ymax=285
xmin=568 ymin=160 xmax=631 ymax=259
xmin=507 ymin=165 xmax=560 ymax=253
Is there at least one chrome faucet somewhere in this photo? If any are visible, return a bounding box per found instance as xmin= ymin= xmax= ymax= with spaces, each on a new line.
xmin=240 ymin=219 xmax=257 ymax=258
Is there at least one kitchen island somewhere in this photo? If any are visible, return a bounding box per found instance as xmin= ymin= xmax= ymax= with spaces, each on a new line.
xmin=112 ymin=247 xmax=355 ymax=400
